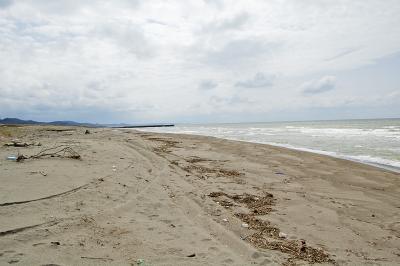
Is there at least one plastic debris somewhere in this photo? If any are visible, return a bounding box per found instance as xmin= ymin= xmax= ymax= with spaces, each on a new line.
xmin=241 ymin=223 xmax=249 ymax=228
xmin=137 ymin=259 xmax=145 ymax=265
xmin=6 ymin=156 xmax=17 ymax=161
xmin=279 ymin=232 xmax=288 ymax=239
xmin=222 ymin=218 xmax=228 ymax=222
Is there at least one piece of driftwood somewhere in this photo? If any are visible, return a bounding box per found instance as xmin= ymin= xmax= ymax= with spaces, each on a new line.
xmin=4 ymin=141 xmax=41 ymax=147
xmin=16 ymin=145 xmax=81 ymax=162
xmin=43 ymin=128 xmax=76 ymax=132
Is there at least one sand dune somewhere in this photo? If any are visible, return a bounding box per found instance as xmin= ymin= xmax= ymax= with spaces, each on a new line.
xmin=0 ymin=126 xmax=399 ymax=265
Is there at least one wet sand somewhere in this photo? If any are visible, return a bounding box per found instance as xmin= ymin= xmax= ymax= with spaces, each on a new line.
xmin=0 ymin=126 xmax=399 ymax=265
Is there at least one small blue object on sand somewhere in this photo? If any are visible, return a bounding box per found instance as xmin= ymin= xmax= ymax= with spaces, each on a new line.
xmin=6 ymin=156 xmax=17 ymax=161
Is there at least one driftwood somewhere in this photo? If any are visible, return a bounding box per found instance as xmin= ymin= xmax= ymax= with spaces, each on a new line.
xmin=81 ymin=256 xmax=113 ymax=261
xmin=43 ymin=128 xmax=76 ymax=132
xmin=16 ymin=145 xmax=81 ymax=162
xmin=4 ymin=141 xmax=41 ymax=147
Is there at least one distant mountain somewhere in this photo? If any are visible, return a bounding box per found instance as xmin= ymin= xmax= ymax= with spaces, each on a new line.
xmin=0 ymin=117 xmax=98 ymax=127
xmin=0 ymin=118 xmax=41 ymax=125
xmin=0 ymin=117 xmax=175 ymax=128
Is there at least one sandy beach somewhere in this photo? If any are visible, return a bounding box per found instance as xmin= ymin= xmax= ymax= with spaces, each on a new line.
xmin=0 ymin=125 xmax=399 ymax=265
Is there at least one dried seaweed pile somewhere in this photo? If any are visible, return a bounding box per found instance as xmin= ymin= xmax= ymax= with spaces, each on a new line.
xmin=248 ymin=235 xmax=334 ymax=266
xmin=209 ymin=191 xmax=335 ymax=265
xmin=209 ymin=191 xmax=274 ymax=215
xmin=185 ymin=156 xmax=213 ymax=163
xmin=146 ymin=137 xmax=180 ymax=153
xmin=183 ymin=164 xmax=243 ymax=178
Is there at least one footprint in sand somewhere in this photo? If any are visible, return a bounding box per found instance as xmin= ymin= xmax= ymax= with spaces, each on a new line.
xmin=1 ymin=251 xmax=24 ymax=264
xmin=221 ymin=258 xmax=234 ymax=264
xmin=208 ymin=246 xmax=219 ymax=254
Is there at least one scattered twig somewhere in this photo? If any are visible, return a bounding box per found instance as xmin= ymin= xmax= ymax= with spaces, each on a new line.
xmin=39 ymin=171 xmax=47 ymax=176
xmin=81 ymin=256 xmax=113 ymax=261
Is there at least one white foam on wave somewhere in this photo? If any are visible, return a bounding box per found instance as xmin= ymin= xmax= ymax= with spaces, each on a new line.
xmin=259 ymin=142 xmax=400 ymax=172
xmin=284 ymin=126 xmax=400 ymax=139
xmin=136 ymin=124 xmax=400 ymax=172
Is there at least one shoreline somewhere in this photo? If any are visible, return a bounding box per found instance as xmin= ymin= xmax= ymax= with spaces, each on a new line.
xmin=1 ymin=126 xmax=399 ymax=265
xmin=136 ymin=129 xmax=400 ymax=174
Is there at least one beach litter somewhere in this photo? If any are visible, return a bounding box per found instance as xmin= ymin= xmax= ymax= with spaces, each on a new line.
xmin=137 ymin=259 xmax=145 ymax=265
xmin=6 ymin=155 xmax=17 ymax=161
xmin=187 ymin=253 xmax=196 ymax=257
xmin=279 ymin=232 xmax=288 ymax=239
xmin=241 ymin=223 xmax=249 ymax=228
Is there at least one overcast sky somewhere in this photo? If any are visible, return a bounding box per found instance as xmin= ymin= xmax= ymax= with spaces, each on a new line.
xmin=1 ymin=0 xmax=400 ymax=123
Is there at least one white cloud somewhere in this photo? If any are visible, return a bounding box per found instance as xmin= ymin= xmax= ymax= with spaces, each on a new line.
xmin=198 ymin=80 xmax=218 ymax=90
xmin=0 ymin=0 xmax=399 ymax=123
xmin=201 ymin=12 xmax=249 ymax=33
xmin=235 ymin=72 xmax=274 ymax=88
xmin=0 ymin=0 xmax=12 ymax=8
xmin=301 ymin=76 xmax=336 ymax=95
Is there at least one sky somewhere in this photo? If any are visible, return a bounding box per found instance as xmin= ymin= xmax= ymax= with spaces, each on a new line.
xmin=0 ymin=0 xmax=400 ymax=124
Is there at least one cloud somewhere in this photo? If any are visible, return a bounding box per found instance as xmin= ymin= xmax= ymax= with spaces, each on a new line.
xmin=0 ymin=0 xmax=12 ymax=8
xmin=302 ymin=76 xmax=337 ymax=95
xmin=94 ymin=22 xmax=155 ymax=59
xmin=0 ymin=1 xmax=399 ymax=123
xmin=324 ymin=46 xmax=362 ymax=61
xmin=201 ymin=12 xmax=250 ymax=33
xmin=146 ymin=19 xmax=168 ymax=26
xmin=209 ymin=95 xmax=252 ymax=107
xmin=203 ymin=0 xmax=224 ymax=9
xmin=198 ymin=80 xmax=218 ymax=90
xmin=20 ymin=0 xmax=140 ymax=15
xmin=204 ymin=39 xmax=280 ymax=67
xmin=235 ymin=73 xmax=274 ymax=88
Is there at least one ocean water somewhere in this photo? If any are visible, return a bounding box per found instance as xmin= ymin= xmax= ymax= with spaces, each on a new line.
xmin=138 ymin=119 xmax=400 ymax=172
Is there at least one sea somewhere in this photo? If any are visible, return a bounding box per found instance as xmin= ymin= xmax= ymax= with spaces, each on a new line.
xmin=138 ymin=119 xmax=400 ymax=173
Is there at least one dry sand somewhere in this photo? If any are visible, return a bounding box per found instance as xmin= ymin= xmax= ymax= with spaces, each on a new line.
xmin=0 ymin=126 xmax=399 ymax=265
